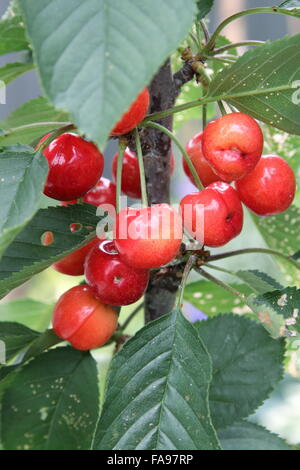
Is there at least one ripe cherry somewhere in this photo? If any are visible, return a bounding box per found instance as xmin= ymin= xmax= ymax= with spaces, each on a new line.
xmin=182 ymin=132 xmax=220 ymax=187
xmin=53 ymin=285 xmax=118 ymax=351
xmin=202 ymin=113 xmax=263 ymax=181
xmin=180 ymin=182 xmax=244 ymax=247
xmin=112 ymin=148 xmax=175 ymax=199
xmin=39 ymin=133 xmax=104 ymax=201
xmin=85 ymin=240 xmax=149 ymax=305
xmin=53 ymin=238 xmax=100 ymax=276
xmin=114 ymin=204 xmax=183 ymax=269
xmin=110 ymin=88 xmax=150 ymax=136
xmin=235 ymin=155 xmax=296 ymax=216
xmin=61 ymin=177 xmax=116 ymax=208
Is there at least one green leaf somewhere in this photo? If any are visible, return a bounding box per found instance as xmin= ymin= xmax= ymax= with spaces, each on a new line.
xmin=218 ymin=421 xmax=291 ymax=450
xmin=0 ymin=322 xmax=40 ymax=362
xmin=93 ymin=309 xmax=220 ymax=450
xmin=0 ymin=62 xmax=34 ymax=86
xmin=252 ymin=205 xmax=300 ymax=284
xmin=235 ymin=270 xmax=283 ymax=294
xmin=277 ymin=1 xmax=300 ymax=16
xmin=0 ymin=299 xmax=53 ymax=331
xmin=0 ymin=145 xmax=48 ymax=259
xmin=208 ymin=34 xmax=300 ymax=135
xmin=20 ymin=0 xmax=196 ymax=148
xmin=0 ymin=15 xmax=29 ymax=56
xmin=0 ymin=203 xmax=101 ymax=299
xmin=196 ymin=0 xmax=214 ymax=20
xmin=184 ymin=280 xmax=252 ymax=316
xmin=196 ymin=314 xmax=285 ymax=429
xmin=0 ymin=97 xmax=70 ymax=147
xmin=1 ymin=347 xmax=99 ymax=450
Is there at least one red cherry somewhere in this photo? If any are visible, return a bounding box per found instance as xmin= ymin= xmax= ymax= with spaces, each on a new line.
xmin=112 ymin=148 xmax=175 ymax=199
xmin=53 ymin=238 xmax=100 ymax=276
xmin=111 ymin=88 xmax=150 ymax=136
xmin=53 ymin=285 xmax=118 ymax=350
xmin=114 ymin=204 xmax=183 ymax=269
xmin=60 ymin=177 xmax=116 ymax=208
xmin=39 ymin=133 xmax=104 ymax=201
xmin=85 ymin=240 xmax=149 ymax=306
xmin=235 ymin=155 xmax=296 ymax=216
xmin=182 ymin=132 xmax=221 ymax=187
xmin=202 ymin=113 xmax=263 ymax=181
xmin=180 ymin=182 xmax=244 ymax=247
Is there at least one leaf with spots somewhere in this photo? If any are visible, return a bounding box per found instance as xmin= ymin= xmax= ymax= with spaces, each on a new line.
xmin=218 ymin=421 xmax=292 ymax=450
xmin=0 ymin=203 xmax=102 ymax=299
xmin=0 ymin=145 xmax=48 ymax=260
xmin=1 ymin=347 xmax=99 ymax=450
xmin=0 ymin=97 xmax=70 ymax=147
xmin=0 ymin=322 xmax=40 ymax=362
xmin=184 ymin=280 xmax=252 ymax=316
xmin=252 ymin=205 xmax=300 ymax=284
xmin=196 ymin=314 xmax=285 ymax=429
xmin=93 ymin=308 xmax=221 ymax=450
xmin=20 ymin=0 xmax=196 ymax=148
xmin=207 ymin=34 xmax=300 ymax=135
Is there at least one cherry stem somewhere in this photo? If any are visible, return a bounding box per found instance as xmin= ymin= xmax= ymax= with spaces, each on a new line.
xmin=120 ymin=303 xmax=143 ymax=332
xmin=218 ymin=100 xmax=227 ymax=116
xmin=195 ymin=267 xmax=244 ymax=298
xmin=5 ymin=121 xmax=74 ymax=138
xmin=116 ymin=137 xmax=127 ymax=214
xmin=202 ymin=104 xmax=207 ymax=130
xmin=177 ymin=255 xmax=196 ymax=308
xmin=198 ymin=20 xmax=210 ymax=44
xmin=208 ymin=248 xmax=300 ymax=270
xmin=134 ymin=128 xmax=148 ymax=208
xmin=143 ymin=121 xmax=204 ymax=191
xmin=210 ymin=40 xmax=265 ymax=55
xmin=35 ymin=124 xmax=75 ymax=153
xmin=205 ymin=263 xmax=236 ymax=276
xmin=205 ymin=7 xmax=296 ymax=52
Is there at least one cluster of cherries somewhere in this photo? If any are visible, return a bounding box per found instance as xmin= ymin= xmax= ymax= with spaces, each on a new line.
xmin=39 ymin=88 xmax=296 ymax=351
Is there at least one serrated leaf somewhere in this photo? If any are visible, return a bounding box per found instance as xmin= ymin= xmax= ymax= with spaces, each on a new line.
xmin=0 ymin=299 xmax=53 ymax=331
xmin=208 ymin=34 xmax=300 ymax=135
xmin=196 ymin=0 xmax=214 ymax=20
xmin=184 ymin=280 xmax=252 ymax=316
xmin=0 ymin=145 xmax=48 ymax=259
xmin=0 ymin=203 xmax=101 ymax=299
xmin=236 ymin=270 xmax=283 ymax=294
xmin=0 ymin=62 xmax=34 ymax=85
xmin=1 ymin=347 xmax=99 ymax=450
xmin=196 ymin=314 xmax=285 ymax=429
xmin=0 ymin=322 xmax=40 ymax=362
xmin=218 ymin=421 xmax=291 ymax=450
xmin=0 ymin=97 xmax=70 ymax=147
xmin=20 ymin=0 xmax=196 ymax=149
xmin=0 ymin=15 xmax=29 ymax=55
xmin=93 ymin=308 xmax=220 ymax=450
xmin=252 ymin=205 xmax=300 ymax=284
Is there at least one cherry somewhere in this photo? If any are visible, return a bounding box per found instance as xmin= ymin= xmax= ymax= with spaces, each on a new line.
xmin=235 ymin=155 xmax=296 ymax=216
xmin=114 ymin=204 xmax=183 ymax=269
xmin=182 ymin=132 xmax=220 ymax=187
xmin=60 ymin=177 xmax=116 ymax=208
xmin=53 ymin=285 xmax=118 ymax=351
xmin=202 ymin=113 xmax=263 ymax=181
xmin=180 ymin=182 xmax=244 ymax=247
xmin=39 ymin=133 xmax=104 ymax=201
xmin=85 ymin=240 xmax=149 ymax=305
xmin=53 ymin=238 xmax=100 ymax=276
xmin=110 ymin=88 xmax=150 ymax=136
xmin=112 ymin=148 xmax=175 ymax=199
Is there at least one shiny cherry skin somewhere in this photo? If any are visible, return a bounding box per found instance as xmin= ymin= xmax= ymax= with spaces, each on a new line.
xmin=111 ymin=88 xmax=150 ymax=136
xmin=85 ymin=240 xmax=149 ymax=306
xmin=39 ymin=133 xmax=104 ymax=201
xmin=53 ymin=285 xmax=118 ymax=351
xmin=53 ymin=238 xmax=100 ymax=276
xmin=180 ymin=182 xmax=244 ymax=247
xmin=202 ymin=113 xmax=264 ymax=182
xmin=114 ymin=204 xmax=183 ymax=269
xmin=112 ymin=148 xmax=175 ymax=199
xmin=235 ymin=155 xmax=296 ymax=216
xmin=182 ymin=132 xmax=221 ymax=187
xmin=61 ymin=177 xmax=116 ymax=208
